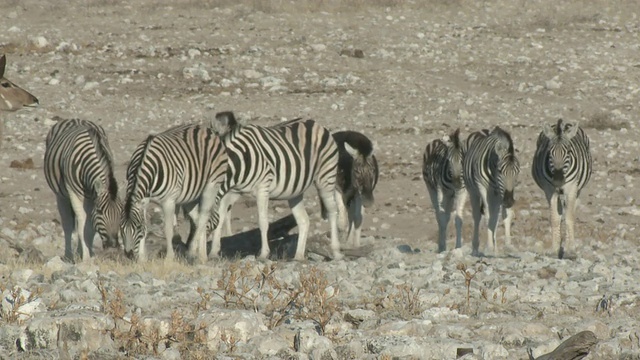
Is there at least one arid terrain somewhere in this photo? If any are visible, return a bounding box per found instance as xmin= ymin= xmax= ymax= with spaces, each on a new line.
xmin=1 ymin=0 xmax=640 ymax=359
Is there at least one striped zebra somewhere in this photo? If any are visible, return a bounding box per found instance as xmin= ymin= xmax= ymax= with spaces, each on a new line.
xmin=532 ymin=119 xmax=592 ymax=259
xmin=44 ymin=119 xmax=122 ymax=262
xmin=332 ymin=130 xmax=379 ymax=248
xmin=463 ymin=126 xmax=520 ymax=257
xmin=1 ymin=54 xmax=39 ymax=148
xmin=120 ymin=124 xmax=227 ymax=263
xmin=422 ymin=128 xmax=467 ymax=253
xmin=208 ymin=111 xmax=341 ymax=261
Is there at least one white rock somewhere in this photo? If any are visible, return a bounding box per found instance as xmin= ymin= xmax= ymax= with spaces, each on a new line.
xmin=30 ymin=36 xmax=49 ymax=48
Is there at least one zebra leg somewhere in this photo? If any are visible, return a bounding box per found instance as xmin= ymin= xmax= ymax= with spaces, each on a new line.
xmin=193 ymin=185 xmax=219 ymax=263
xmin=454 ymin=189 xmax=467 ymax=249
xmin=485 ymin=195 xmax=501 ymax=257
xmin=562 ymin=189 xmax=579 ymax=259
xmin=288 ymin=195 xmax=309 ymax=260
xmin=67 ymin=191 xmax=91 ymax=263
xmin=55 ymin=195 xmax=76 ymax=262
xmin=82 ymin=199 xmax=96 ymax=260
xmin=256 ymin=189 xmax=272 ymax=260
xmin=467 ymin=190 xmax=483 ymax=257
xmin=502 ymin=206 xmax=514 ymax=247
xmin=546 ymin=191 xmax=562 ymax=257
xmin=318 ymin=187 xmax=342 ymax=260
xmin=346 ymin=195 xmax=364 ymax=248
xmin=336 ymin=191 xmax=349 ymax=236
xmin=162 ymin=200 xmax=177 ymax=261
xmin=427 ymin=186 xmax=448 ymax=253
xmin=210 ymin=192 xmax=240 ymax=258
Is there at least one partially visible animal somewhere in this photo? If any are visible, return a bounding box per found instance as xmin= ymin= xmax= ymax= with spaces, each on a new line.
xmin=209 ymin=111 xmax=341 ymax=261
xmin=463 ymin=127 xmax=520 ymax=257
xmin=330 ymin=131 xmax=379 ymax=248
xmin=423 ymin=128 xmax=466 ymax=252
xmin=119 ymin=124 xmax=227 ymax=263
xmin=44 ymin=119 xmax=122 ymax=262
xmin=532 ymin=119 xmax=592 ymax=259
xmin=0 ymin=54 xmax=39 ymax=147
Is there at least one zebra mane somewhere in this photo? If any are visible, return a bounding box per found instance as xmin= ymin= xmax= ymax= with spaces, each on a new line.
xmin=123 ymin=134 xmax=155 ymax=214
xmin=449 ymin=128 xmax=463 ymax=150
xmin=87 ymin=127 xmax=118 ymax=201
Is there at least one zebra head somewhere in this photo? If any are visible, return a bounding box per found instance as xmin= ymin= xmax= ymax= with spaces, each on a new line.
xmin=542 ymin=119 xmax=581 ymax=187
xmin=493 ymin=128 xmax=520 ymax=209
xmin=92 ymin=180 xmax=123 ymax=249
xmin=343 ymin=141 xmax=378 ymax=208
xmin=446 ymin=128 xmax=465 ymax=189
xmin=119 ymin=201 xmax=146 ymax=259
xmin=210 ymin=111 xmax=241 ymax=139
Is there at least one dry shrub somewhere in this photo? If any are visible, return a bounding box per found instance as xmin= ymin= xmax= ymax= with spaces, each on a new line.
xmin=582 ymin=111 xmax=628 ymax=131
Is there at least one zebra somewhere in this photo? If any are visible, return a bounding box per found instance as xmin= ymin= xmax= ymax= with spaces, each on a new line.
xmin=532 ymin=119 xmax=592 ymax=259
xmin=463 ymin=126 xmax=520 ymax=257
xmin=1 ymin=54 xmax=39 ymax=148
xmin=44 ymin=119 xmax=122 ymax=262
xmin=422 ymin=128 xmax=467 ymax=253
xmin=208 ymin=111 xmax=341 ymax=261
xmin=119 ymin=124 xmax=227 ymax=263
xmin=331 ymin=130 xmax=379 ymax=248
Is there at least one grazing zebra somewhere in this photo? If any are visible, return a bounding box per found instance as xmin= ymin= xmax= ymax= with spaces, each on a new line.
xmin=463 ymin=127 xmax=520 ymax=257
xmin=208 ymin=111 xmax=341 ymax=261
xmin=422 ymin=128 xmax=467 ymax=253
xmin=44 ymin=119 xmax=122 ymax=262
xmin=1 ymin=54 xmax=39 ymax=148
xmin=532 ymin=119 xmax=592 ymax=259
xmin=331 ymin=131 xmax=379 ymax=248
xmin=120 ymin=124 xmax=227 ymax=263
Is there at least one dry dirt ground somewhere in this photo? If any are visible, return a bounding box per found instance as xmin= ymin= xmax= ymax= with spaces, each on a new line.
xmin=1 ymin=0 xmax=640 ymax=359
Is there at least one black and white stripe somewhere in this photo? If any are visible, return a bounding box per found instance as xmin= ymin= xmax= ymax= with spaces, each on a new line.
xmin=209 ymin=111 xmax=341 ymax=260
xmin=532 ymin=119 xmax=592 ymax=259
xmin=463 ymin=126 xmax=520 ymax=257
xmin=422 ymin=128 xmax=467 ymax=253
xmin=120 ymin=124 xmax=227 ymax=262
xmin=44 ymin=119 xmax=121 ymax=262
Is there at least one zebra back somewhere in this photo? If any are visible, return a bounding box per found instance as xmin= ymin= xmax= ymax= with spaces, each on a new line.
xmin=123 ymin=124 xmax=227 ymax=214
xmin=464 ymin=126 xmax=520 ymax=207
xmin=423 ymin=128 xmax=465 ymax=192
xmin=212 ymin=111 xmax=338 ymax=200
xmin=532 ymin=119 xmax=592 ymax=192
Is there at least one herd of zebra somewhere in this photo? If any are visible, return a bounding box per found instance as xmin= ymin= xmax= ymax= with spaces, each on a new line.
xmin=423 ymin=121 xmax=593 ymax=259
xmin=1 ymin=54 xmax=593 ymax=263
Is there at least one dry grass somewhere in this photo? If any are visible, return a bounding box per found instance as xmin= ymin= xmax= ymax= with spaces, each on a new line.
xmin=582 ymin=111 xmax=629 ymax=131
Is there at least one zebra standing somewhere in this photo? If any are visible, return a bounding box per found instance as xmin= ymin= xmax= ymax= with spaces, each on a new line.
xmin=463 ymin=126 xmax=520 ymax=257
xmin=422 ymin=128 xmax=467 ymax=253
xmin=532 ymin=119 xmax=592 ymax=259
xmin=44 ymin=119 xmax=122 ymax=262
xmin=331 ymin=130 xmax=379 ymax=248
xmin=208 ymin=111 xmax=341 ymax=261
xmin=119 ymin=124 xmax=227 ymax=263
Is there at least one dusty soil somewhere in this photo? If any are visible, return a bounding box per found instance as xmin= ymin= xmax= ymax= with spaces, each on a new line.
xmin=1 ymin=0 xmax=640 ymax=359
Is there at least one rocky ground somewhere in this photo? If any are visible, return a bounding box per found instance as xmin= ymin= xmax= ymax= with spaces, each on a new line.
xmin=1 ymin=0 xmax=640 ymax=358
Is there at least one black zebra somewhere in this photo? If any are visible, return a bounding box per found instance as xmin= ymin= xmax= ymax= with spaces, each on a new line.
xmin=120 ymin=124 xmax=227 ymax=263
xmin=208 ymin=111 xmax=341 ymax=260
xmin=532 ymin=119 xmax=592 ymax=259
xmin=463 ymin=126 xmax=520 ymax=257
xmin=332 ymin=130 xmax=379 ymax=248
xmin=44 ymin=119 xmax=121 ymax=262
xmin=422 ymin=128 xmax=467 ymax=253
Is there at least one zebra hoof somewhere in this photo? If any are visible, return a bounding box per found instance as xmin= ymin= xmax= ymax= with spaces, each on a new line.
xmin=558 ymin=248 xmax=577 ymax=260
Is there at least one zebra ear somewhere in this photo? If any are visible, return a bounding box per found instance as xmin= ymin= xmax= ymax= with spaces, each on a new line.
xmin=563 ymin=120 xmax=580 ymax=139
xmin=542 ymin=122 xmax=556 ymax=139
xmin=343 ymin=142 xmax=360 ymax=158
xmin=211 ymin=111 xmax=237 ymax=136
